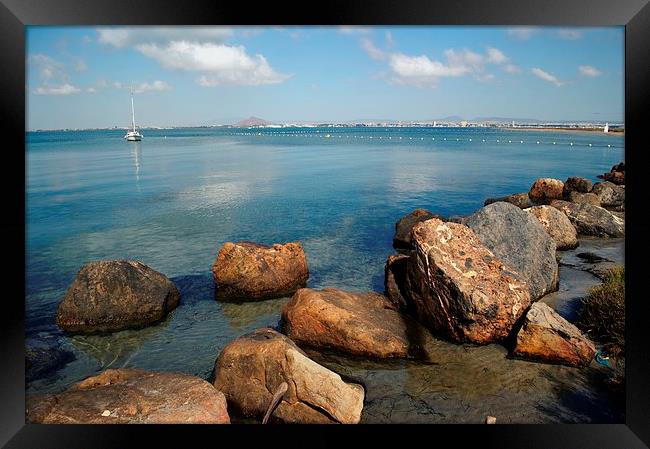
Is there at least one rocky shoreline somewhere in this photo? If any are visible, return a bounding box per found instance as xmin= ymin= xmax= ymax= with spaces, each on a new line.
xmin=26 ymin=162 xmax=625 ymax=424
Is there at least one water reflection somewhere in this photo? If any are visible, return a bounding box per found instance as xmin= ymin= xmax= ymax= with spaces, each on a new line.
xmin=132 ymin=141 xmax=142 ymax=192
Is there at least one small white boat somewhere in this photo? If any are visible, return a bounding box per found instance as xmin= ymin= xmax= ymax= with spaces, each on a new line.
xmin=124 ymin=86 xmax=143 ymax=141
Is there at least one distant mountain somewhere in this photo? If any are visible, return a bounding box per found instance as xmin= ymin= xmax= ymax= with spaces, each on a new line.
xmin=234 ymin=116 xmax=273 ymax=127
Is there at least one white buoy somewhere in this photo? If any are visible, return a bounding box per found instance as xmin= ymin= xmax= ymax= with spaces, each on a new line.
xmin=469 ymin=138 xmax=472 ymax=142
xmin=570 ymin=142 xmax=573 ymax=146
xmin=589 ymin=143 xmax=592 ymax=147
xmin=608 ymin=144 xmax=611 ymax=148
xmin=443 ymin=137 xmax=447 ymax=140
xmin=536 ymin=141 xmax=539 ymax=144
xmin=520 ymin=140 xmax=523 ymax=143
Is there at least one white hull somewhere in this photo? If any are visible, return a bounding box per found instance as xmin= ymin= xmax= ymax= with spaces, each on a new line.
xmin=125 ymin=131 xmax=143 ymax=141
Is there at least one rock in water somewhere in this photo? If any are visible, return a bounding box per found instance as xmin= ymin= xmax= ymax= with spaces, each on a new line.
xmin=56 ymin=261 xmax=181 ymax=334
xmin=282 ymin=288 xmax=436 ymax=360
xmin=403 ymin=218 xmax=530 ymax=344
xmin=26 ymin=338 xmax=76 ymax=382
xmin=384 ymin=254 xmax=411 ymax=311
xmin=549 ymin=200 xmax=625 ymax=237
xmin=393 ymin=209 xmax=445 ymax=249
xmin=591 ymin=181 xmax=625 ymax=209
xmin=597 ymin=162 xmax=625 ymax=185
xmin=528 ymin=178 xmax=564 ymax=204
xmin=26 ymin=368 xmax=230 ymax=424
xmin=462 ymin=202 xmax=559 ymax=300
xmin=526 ymin=205 xmax=578 ymax=251
xmin=563 ymin=177 xmax=593 ymax=196
xmin=484 ymin=192 xmax=532 ymax=209
xmin=212 ymin=241 xmax=309 ymax=300
xmin=512 ymin=302 xmax=596 ymax=367
xmin=212 ymin=328 xmax=364 ymax=424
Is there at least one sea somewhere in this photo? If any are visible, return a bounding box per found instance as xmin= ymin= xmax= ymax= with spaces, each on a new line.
xmin=26 ymin=126 xmax=625 ymax=423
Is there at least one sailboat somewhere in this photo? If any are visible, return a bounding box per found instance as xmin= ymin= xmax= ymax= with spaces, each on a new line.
xmin=124 ymin=85 xmax=143 ymax=141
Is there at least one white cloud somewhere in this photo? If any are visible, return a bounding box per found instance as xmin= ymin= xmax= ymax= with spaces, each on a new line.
xmin=507 ymin=27 xmax=539 ymax=40
xmin=29 ymin=54 xmax=69 ymax=83
xmin=385 ymin=31 xmax=395 ymax=47
xmin=504 ymin=64 xmax=521 ymax=74
xmin=97 ymin=27 xmax=232 ymax=47
xmin=338 ymin=26 xmax=371 ymax=35
xmin=133 ymin=80 xmax=172 ymax=93
xmin=86 ymin=87 xmax=97 ymax=93
xmin=578 ymin=65 xmax=601 ymax=77
xmin=360 ymin=38 xmax=386 ymax=61
xmin=34 ymin=84 xmax=81 ymax=95
xmin=557 ymin=29 xmax=583 ymax=40
xmin=531 ymin=67 xmax=564 ymax=86
xmin=486 ymin=47 xmax=509 ymax=64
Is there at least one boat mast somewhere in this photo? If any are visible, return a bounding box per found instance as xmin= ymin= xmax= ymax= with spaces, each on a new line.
xmin=130 ymin=84 xmax=136 ymax=133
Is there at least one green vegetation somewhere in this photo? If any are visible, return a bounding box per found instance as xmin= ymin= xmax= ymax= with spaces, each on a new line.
xmin=577 ymin=266 xmax=625 ymax=357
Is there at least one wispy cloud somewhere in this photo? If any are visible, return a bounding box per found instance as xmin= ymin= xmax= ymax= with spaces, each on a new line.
xmin=556 ymin=29 xmax=583 ymax=40
xmin=29 ymin=54 xmax=82 ymax=95
xmin=504 ymin=64 xmax=521 ymax=74
xmin=578 ymin=65 xmax=601 ymax=77
xmin=338 ymin=26 xmax=371 ymax=35
xmin=97 ymin=27 xmax=232 ymax=47
xmin=531 ymin=67 xmax=564 ymax=86
xmin=34 ymin=84 xmax=81 ymax=95
xmin=360 ymin=37 xmax=386 ymax=61
xmin=507 ymin=27 xmax=539 ymax=40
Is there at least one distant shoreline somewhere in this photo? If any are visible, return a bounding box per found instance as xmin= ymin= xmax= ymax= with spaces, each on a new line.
xmin=504 ymin=127 xmax=624 ymax=136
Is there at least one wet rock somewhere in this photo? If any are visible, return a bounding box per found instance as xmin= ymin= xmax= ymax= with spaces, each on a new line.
xmin=282 ymin=287 xmax=435 ymax=360
xmin=384 ymin=254 xmax=411 ymax=311
xmin=597 ymin=162 xmax=625 ymax=185
xmin=402 ymin=218 xmax=530 ymax=344
xmin=212 ymin=328 xmax=364 ymax=424
xmin=528 ymin=178 xmax=564 ymax=204
xmin=212 ymin=241 xmax=309 ymax=301
xmin=26 ymin=368 xmax=230 ymax=424
xmin=563 ymin=177 xmax=593 ymax=195
xmin=462 ymin=202 xmax=559 ymax=300
xmin=591 ymin=182 xmax=625 ymax=209
xmin=566 ymin=191 xmax=600 ymax=206
xmin=573 ymin=253 xmax=620 ymax=280
xmin=512 ymin=302 xmax=596 ymax=368
xmin=549 ymin=200 xmax=625 ymax=238
xmin=484 ymin=192 xmax=533 ymax=209
xmin=526 ymin=205 xmax=578 ymax=251
xmin=56 ymin=261 xmax=181 ymax=334
xmin=26 ymin=338 xmax=76 ymax=382
xmin=393 ymin=209 xmax=445 ymax=249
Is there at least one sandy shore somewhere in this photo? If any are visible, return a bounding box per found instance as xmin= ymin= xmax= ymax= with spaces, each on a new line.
xmin=503 ymin=127 xmax=624 ymax=136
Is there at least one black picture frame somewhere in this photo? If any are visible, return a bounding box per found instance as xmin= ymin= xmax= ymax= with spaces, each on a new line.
xmin=3 ymin=0 xmax=649 ymax=447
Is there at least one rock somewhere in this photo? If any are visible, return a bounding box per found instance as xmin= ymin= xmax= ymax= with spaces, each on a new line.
xmin=563 ymin=177 xmax=593 ymax=195
xmin=212 ymin=328 xmax=364 ymax=424
xmin=384 ymin=254 xmax=410 ymax=311
xmin=402 ymin=218 xmax=530 ymax=344
xmin=528 ymin=178 xmax=564 ymax=204
xmin=512 ymin=302 xmax=596 ymax=367
xmin=56 ymin=261 xmax=181 ymax=334
xmin=549 ymin=200 xmax=625 ymax=237
xmin=212 ymin=241 xmax=309 ymax=301
xmin=526 ymin=205 xmax=578 ymax=251
xmin=597 ymin=162 xmax=625 ymax=185
xmin=462 ymin=202 xmax=559 ymax=300
xmin=26 ymin=338 xmax=75 ymax=382
xmin=26 ymin=368 xmax=230 ymax=424
xmin=484 ymin=192 xmax=532 ymax=209
xmin=485 ymin=416 xmax=497 ymax=424
xmin=281 ymin=287 xmax=436 ymax=360
xmin=591 ymin=182 xmax=625 ymax=208
xmin=393 ymin=209 xmax=445 ymax=249
xmin=566 ymin=191 xmax=601 ymax=206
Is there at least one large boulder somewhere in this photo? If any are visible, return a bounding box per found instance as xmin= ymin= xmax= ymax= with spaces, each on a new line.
xmin=281 ymin=288 xmax=435 ymax=360
xmin=549 ymin=200 xmax=625 ymax=237
xmin=56 ymin=261 xmax=181 ymax=334
xmin=212 ymin=241 xmax=309 ymax=301
xmin=484 ymin=192 xmax=532 ymax=209
xmin=26 ymin=368 xmax=230 ymax=424
xmin=528 ymin=178 xmax=564 ymax=204
xmin=393 ymin=209 xmax=445 ymax=249
xmin=512 ymin=302 xmax=596 ymax=367
xmin=563 ymin=177 xmax=593 ymax=196
xmin=526 ymin=205 xmax=578 ymax=251
xmin=402 ymin=218 xmax=530 ymax=344
xmin=212 ymin=328 xmax=364 ymax=424
xmin=384 ymin=254 xmax=410 ymax=312
xmin=462 ymin=202 xmax=559 ymax=300
xmin=566 ymin=191 xmax=600 ymax=206
xmin=591 ymin=181 xmax=625 ymax=209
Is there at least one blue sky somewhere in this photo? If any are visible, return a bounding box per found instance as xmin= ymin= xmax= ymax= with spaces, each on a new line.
xmin=26 ymin=26 xmax=624 ymax=129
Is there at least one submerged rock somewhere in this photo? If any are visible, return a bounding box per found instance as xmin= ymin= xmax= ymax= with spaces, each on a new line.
xmin=549 ymin=200 xmax=625 ymax=238
xmin=212 ymin=328 xmax=364 ymax=424
xmin=403 ymin=218 xmax=530 ymax=344
xmin=563 ymin=177 xmax=593 ymax=195
xmin=282 ymin=287 xmax=436 ymax=360
xmin=526 ymin=205 xmax=578 ymax=251
xmin=528 ymin=178 xmax=564 ymax=204
xmin=384 ymin=254 xmax=410 ymax=312
xmin=591 ymin=181 xmax=625 ymax=209
xmin=212 ymin=241 xmax=309 ymax=301
xmin=26 ymin=338 xmax=76 ymax=382
xmin=484 ymin=192 xmax=532 ymax=209
xmin=512 ymin=302 xmax=596 ymax=368
xmin=393 ymin=209 xmax=445 ymax=249
xmin=56 ymin=260 xmax=181 ymax=334
xmin=462 ymin=202 xmax=559 ymax=300
xmin=26 ymin=368 xmax=230 ymax=424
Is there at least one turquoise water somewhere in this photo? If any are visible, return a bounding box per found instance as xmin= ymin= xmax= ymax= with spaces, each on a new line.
xmin=26 ymin=126 xmax=624 ymax=422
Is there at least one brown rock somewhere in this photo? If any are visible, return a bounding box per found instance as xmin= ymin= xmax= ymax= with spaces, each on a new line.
xmin=484 ymin=192 xmax=533 ymax=209
xmin=512 ymin=302 xmax=596 ymax=367
xmin=393 ymin=209 xmax=445 ymax=249
xmin=526 ymin=205 xmax=578 ymax=251
xmin=212 ymin=241 xmax=309 ymax=300
xmin=597 ymin=163 xmax=625 ymax=185
xmin=549 ymin=200 xmax=625 ymax=237
xmin=403 ymin=218 xmax=531 ymax=344
xmin=212 ymin=328 xmax=364 ymax=424
xmin=384 ymin=254 xmax=410 ymax=311
xmin=56 ymin=261 xmax=180 ymax=334
xmin=566 ymin=191 xmax=600 ymax=206
xmin=528 ymin=178 xmax=564 ymax=204
xmin=26 ymin=369 xmax=230 ymax=424
xmin=563 ymin=177 xmax=593 ymax=196
xmin=591 ymin=181 xmax=625 ymax=208
xmin=282 ymin=288 xmax=436 ymax=360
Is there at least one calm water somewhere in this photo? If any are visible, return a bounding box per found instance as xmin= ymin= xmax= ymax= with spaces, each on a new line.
xmin=26 ymin=126 xmax=625 ymax=422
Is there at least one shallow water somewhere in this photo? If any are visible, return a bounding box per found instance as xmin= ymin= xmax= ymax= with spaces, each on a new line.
xmin=26 ymin=127 xmax=624 ymax=422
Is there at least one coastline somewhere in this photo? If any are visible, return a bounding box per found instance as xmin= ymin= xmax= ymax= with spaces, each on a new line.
xmin=504 ymin=127 xmax=624 ymax=136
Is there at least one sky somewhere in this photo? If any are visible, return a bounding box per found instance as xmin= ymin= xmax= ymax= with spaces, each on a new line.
xmin=26 ymin=26 xmax=624 ymax=130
